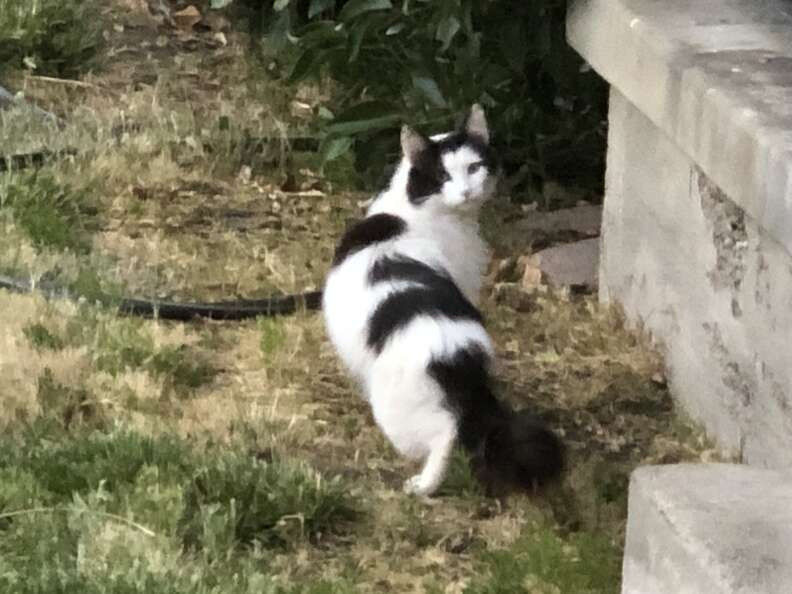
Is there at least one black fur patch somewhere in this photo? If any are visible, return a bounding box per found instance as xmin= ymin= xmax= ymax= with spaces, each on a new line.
xmin=368 ymin=254 xmax=451 ymax=286
xmin=429 ymin=345 xmax=564 ymax=492
xmin=405 ymin=132 xmax=496 ymax=205
xmin=332 ymin=214 xmax=406 ymax=267
xmin=406 ymin=143 xmax=447 ymax=205
xmin=436 ymin=132 xmax=496 ymax=170
xmin=427 ymin=344 xmax=501 ymax=451
xmin=366 ymin=259 xmax=482 ymax=354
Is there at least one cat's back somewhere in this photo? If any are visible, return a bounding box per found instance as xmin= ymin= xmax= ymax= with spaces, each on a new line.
xmin=322 ymin=211 xmax=411 ymax=376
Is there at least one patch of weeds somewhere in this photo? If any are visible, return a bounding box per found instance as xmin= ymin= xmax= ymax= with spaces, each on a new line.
xmin=465 ymin=526 xmax=621 ymax=594
xmin=23 ymin=321 xmax=64 ymax=351
xmin=36 ymin=367 xmax=98 ymax=429
xmin=0 ymin=466 xmax=52 ymax=521
xmin=0 ymin=0 xmax=103 ymax=76
xmin=279 ymin=582 xmax=359 ymax=594
xmin=291 ymin=149 xmax=362 ymax=192
xmin=68 ymin=266 xmax=123 ymax=304
xmin=180 ymin=452 xmax=360 ymax=552
xmin=396 ymin=498 xmax=441 ymax=549
xmin=65 ymin=314 xmax=216 ymax=395
xmin=0 ymin=425 xmax=195 ymax=499
xmin=258 ymin=316 xmax=286 ymax=357
xmin=0 ymin=170 xmax=97 ymax=254
xmin=149 ymin=345 xmax=218 ymax=392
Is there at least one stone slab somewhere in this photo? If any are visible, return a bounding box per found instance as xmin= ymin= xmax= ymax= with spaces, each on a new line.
xmin=623 ymin=464 xmax=792 ymax=594
xmin=512 ymin=204 xmax=602 ymax=236
xmin=568 ymin=0 xmax=792 ymax=258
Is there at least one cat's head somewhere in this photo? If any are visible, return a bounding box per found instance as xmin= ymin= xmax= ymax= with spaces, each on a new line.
xmin=400 ymin=105 xmax=497 ymax=213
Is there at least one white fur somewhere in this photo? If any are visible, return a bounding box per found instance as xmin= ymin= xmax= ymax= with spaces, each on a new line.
xmin=323 ymin=121 xmax=496 ymax=496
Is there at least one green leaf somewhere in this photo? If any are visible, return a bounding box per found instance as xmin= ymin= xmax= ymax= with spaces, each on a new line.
xmin=386 ymin=22 xmax=405 ymax=35
xmin=308 ymin=0 xmax=335 ymax=18
xmin=326 ymin=115 xmax=400 ymax=136
xmin=210 ymin=0 xmax=234 ymax=8
xmin=297 ymin=20 xmax=346 ymax=46
xmin=326 ymin=101 xmax=401 ymax=135
xmin=349 ymin=15 xmax=376 ymax=62
xmin=322 ymin=136 xmax=354 ymax=163
xmin=288 ymin=49 xmax=320 ymax=82
xmin=338 ymin=0 xmax=392 ymax=22
xmin=273 ymin=0 xmax=291 ymax=11
xmin=435 ymin=16 xmax=460 ymax=51
xmin=411 ymin=75 xmax=447 ymax=108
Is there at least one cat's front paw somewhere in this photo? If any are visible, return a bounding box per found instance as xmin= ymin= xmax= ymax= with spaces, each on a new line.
xmin=403 ymin=475 xmax=435 ymax=497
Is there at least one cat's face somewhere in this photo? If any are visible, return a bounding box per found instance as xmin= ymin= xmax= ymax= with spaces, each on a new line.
xmin=401 ymin=105 xmax=497 ymax=213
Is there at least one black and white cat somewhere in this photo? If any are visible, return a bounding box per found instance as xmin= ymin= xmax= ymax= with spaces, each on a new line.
xmin=323 ymin=105 xmax=563 ymax=496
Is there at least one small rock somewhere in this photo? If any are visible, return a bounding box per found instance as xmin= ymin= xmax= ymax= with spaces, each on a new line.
xmin=173 ymin=5 xmax=202 ymax=31
xmin=520 ymin=255 xmax=543 ymax=292
xmin=651 ymin=372 xmax=667 ymax=386
xmin=237 ymin=165 xmax=252 ymax=183
xmin=533 ymin=238 xmax=600 ymax=290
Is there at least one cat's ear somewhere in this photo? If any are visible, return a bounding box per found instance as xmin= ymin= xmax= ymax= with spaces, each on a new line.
xmin=401 ymin=125 xmax=429 ymax=164
xmin=465 ymin=104 xmax=489 ymax=145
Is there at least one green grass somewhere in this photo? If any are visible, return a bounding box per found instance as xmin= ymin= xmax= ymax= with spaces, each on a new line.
xmin=0 ymin=423 xmax=361 ymax=594
xmin=0 ymin=170 xmax=97 ymax=254
xmin=180 ymin=452 xmax=360 ymax=552
xmin=36 ymin=367 xmax=97 ymax=429
xmin=0 ymin=0 xmax=102 ymax=76
xmin=258 ymin=317 xmax=286 ymax=357
xmin=23 ymin=321 xmax=65 ymax=351
xmin=28 ymin=312 xmax=218 ymax=396
xmin=465 ymin=527 xmax=621 ymax=594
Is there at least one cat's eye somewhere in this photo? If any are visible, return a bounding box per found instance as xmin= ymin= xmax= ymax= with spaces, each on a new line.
xmin=468 ymin=162 xmax=483 ymax=175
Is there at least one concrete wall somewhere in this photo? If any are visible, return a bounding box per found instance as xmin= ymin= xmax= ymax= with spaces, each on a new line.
xmin=569 ymin=0 xmax=792 ymax=469
xmin=602 ymin=89 xmax=792 ymax=467
xmin=568 ymin=2 xmax=792 ymax=590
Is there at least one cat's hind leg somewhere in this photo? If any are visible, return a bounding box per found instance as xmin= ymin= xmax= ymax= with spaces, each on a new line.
xmin=403 ymin=421 xmax=456 ymax=497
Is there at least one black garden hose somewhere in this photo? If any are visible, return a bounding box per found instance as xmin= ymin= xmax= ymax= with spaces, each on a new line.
xmin=0 ymin=274 xmax=322 ymax=320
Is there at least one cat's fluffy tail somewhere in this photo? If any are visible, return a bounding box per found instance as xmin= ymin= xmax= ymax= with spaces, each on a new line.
xmin=474 ymin=408 xmax=564 ymax=492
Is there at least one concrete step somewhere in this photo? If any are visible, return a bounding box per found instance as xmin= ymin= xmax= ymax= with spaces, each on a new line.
xmin=623 ymin=464 xmax=792 ymax=594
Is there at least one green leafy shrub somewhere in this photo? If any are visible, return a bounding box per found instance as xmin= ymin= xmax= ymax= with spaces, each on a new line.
xmin=0 ymin=0 xmax=103 ymax=76
xmin=265 ymin=0 xmax=607 ymax=198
